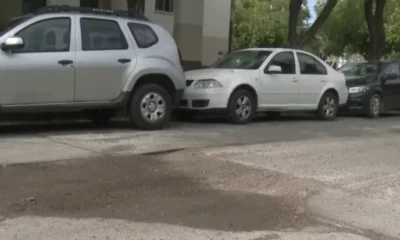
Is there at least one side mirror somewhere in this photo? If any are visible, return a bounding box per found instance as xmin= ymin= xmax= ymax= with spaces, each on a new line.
xmin=265 ymin=65 xmax=282 ymax=74
xmin=1 ymin=37 xmax=24 ymax=51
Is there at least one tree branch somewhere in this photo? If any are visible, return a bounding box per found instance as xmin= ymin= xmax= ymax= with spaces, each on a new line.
xmin=299 ymin=0 xmax=338 ymax=46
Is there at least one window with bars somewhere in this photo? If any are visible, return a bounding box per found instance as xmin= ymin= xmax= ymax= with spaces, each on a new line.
xmin=155 ymin=0 xmax=174 ymax=12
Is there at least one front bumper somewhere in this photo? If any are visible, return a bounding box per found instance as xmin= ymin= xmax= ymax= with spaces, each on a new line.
xmin=179 ymin=87 xmax=230 ymax=110
xmin=341 ymin=91 xmax=372 ymax=113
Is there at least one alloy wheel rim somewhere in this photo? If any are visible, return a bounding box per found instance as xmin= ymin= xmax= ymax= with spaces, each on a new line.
xmin=371 ymin=96 xmax=381 ymax=115
xmin=323 ymin=96 xmax=336 ymax=117
xmin=235 ymin=95 xmax=252 ymax=120
xmin=140 ymin=92 xmax=166 ymax=122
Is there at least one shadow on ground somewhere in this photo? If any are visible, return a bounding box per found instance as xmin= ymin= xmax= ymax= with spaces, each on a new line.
xmin=0 ymin=154 xmax=310 ymax=232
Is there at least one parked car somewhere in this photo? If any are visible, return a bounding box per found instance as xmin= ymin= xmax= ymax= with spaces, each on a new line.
xmin=0 ymin=5 xmax=185 ymax=130
xmin=179 ymin=48 xmax=348 ymax=124
xmin=341 ymin=61 xmax=400 ymax=118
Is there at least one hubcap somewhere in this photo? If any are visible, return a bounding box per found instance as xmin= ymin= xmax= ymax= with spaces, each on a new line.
xmin=140 ymin=92 xmax=166 ymax=122
xmin=235 ymin=95 xmax=252 ymax=120
xmin=323 ymin=97 xmax=336 ymax=117
xmin=371 ymin=96 xmax=381 ymax=115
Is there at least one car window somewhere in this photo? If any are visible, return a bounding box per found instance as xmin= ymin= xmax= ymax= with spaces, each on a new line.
xmin=380 ymin=63 xmax=400 ymax=85
xmin=266 ymin=51 xmax=296 ymax=74
xmin=128 ymin=22 xmax=158 ymax=48
xmin=339 ymin=63 xmax=378 ymax=77
xmin=297 ymin=52 xmax=327 ymax=75
xmin=210 ymin=50 xmax=272 ymax=69
xmin=80 ymin=18 xmax=128 ymax=51
xmin=13 ymin=18 xmax=70 ymax=53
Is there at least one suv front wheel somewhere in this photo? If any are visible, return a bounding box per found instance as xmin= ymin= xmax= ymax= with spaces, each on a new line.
xmin=129 ymin=84 xmax=172 ymax=130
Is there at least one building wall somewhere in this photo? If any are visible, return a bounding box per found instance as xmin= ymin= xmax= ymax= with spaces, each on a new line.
xmin=144 ymin=0 xmax=174 ymax=35
xmin=0 ymin=0 xmax=21 ymax=29
xmin=201 ymin=0 xmax=230 ymax=65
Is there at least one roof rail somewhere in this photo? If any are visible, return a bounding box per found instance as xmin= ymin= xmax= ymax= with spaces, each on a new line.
xmin=35 ymin=5 xmax=149 ymax=21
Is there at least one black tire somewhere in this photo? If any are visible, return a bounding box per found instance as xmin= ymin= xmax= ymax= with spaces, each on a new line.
xmin=227 ymin=89 xmax=256 ymax=124
xmin=316 ymin=91 xmax=339 ymax=120
xmin=128 ymin=84 xmax=172 ymax=130
xmin=365 ymin=94 xmax=382 ymax=118
xmin=176 ymin=110 xmax=194 ymax=122
xmin=85 ymin=109 xmax=116 ymax=125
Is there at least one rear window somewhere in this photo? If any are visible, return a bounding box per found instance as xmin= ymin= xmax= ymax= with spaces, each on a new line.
xmin=127 ymin=22 xmax=158 ymax=48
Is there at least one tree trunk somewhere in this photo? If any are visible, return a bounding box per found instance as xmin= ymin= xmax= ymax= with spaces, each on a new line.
xmin=298 ymin=0 xmax=338 ymax=47
xmin=287 ymin=0 xmax=338 ymax=48
xmin=287 ymin=0 xmax=303 ymax=47
xmin=364 ymin=0 xmax=386 ymax=62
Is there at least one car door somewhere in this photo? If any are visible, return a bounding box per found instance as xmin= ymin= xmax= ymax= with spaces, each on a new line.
xmin=380 ymin=63 xmax=400 ymax=110
xmin=259 ymin=51 xmax=299 ymax=108
xmin=296 ymin=52 xmax=328 ymax=107
xmin=0 ymin=16 xmax=75 ymax=105
xmin=74 ymin=16 xmax=136 ymax=102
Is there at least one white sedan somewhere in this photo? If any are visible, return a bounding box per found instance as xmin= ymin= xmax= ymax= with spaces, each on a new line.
xmin=179 ymin=48 xmax=348 ymax=124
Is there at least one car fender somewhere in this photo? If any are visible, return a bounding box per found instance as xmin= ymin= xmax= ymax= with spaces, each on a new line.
xmin=318 ymin=83 xmax=346 ymax=105
xmin=122 ymin=57 xmax=185 ymax=92
xmin=225 ymin=80 xmax=260 ymax=103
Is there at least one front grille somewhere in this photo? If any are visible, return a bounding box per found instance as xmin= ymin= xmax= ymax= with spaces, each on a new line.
xmin=186 ymin=79 xmax=194 ymax=86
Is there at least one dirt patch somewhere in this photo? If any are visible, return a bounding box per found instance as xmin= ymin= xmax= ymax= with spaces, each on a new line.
xmin=0 ymin=152 xmax=313 ymax=232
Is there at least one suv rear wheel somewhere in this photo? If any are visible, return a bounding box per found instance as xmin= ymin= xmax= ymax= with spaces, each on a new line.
xmin=129 ymin=84 xmax=172 ymax=130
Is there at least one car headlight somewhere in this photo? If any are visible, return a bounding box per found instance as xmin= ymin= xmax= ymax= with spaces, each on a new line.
xmin=193 ymin=79 xmax=223 ymax=89
xmin=348 ymin=86 xmax=369 ymax=93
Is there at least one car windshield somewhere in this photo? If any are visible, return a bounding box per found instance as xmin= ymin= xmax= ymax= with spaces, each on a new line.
xmin=338 ymin=62 xmax=378 ymax=77
xmin=210 ymin=50 xmax=272 ymax=70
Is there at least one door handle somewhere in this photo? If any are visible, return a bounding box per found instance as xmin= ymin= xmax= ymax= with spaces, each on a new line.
xmin=320 ymin=79 xmax=326 ymax=83
xmin=118 ymin=59 xmax=131 ymax=64
xmin=293 ymin=79 xmax=299 ymax=82
xmin=58 ymin=60 xmax=73 ymax=66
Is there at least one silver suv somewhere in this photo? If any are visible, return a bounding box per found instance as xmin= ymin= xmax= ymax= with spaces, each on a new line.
xmin=0 ymin=6 xmax=185 ymax=130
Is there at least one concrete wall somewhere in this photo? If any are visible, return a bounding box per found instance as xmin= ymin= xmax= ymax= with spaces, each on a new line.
xmin=144 ymin=0 xmax=174 ymax=35
xmin=201 ymin=0 xmax=230 ymax=65
xmin=173 ymin=0 xmax=230 ymax=66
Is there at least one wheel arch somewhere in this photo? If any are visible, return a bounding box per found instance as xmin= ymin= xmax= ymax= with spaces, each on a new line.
xmin=229 ymin=84 xmax=259 ymax=108
xmin=131 ymin=73 xmax=176 ymax=103
xmin=322 ymin=88 xmax=339 ymax=102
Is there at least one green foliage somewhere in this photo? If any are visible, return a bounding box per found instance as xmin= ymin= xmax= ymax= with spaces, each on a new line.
xmin=233 ymin=0 xmax=310 ymax=50
xmin=317 ymin=0 xmax=400 ymax=58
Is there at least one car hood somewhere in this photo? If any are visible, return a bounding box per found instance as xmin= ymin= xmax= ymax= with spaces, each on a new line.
xmin=185 ymin=68 xmax=256 ymax=81
xmin=346 ymin=75 xmax=377 ymax=87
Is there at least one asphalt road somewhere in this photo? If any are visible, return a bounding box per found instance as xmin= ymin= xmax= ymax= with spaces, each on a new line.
xmin=1 ymin=112 xmax=400 ymax=164
xmin=1 ymin=113 xmax=400 ymax=239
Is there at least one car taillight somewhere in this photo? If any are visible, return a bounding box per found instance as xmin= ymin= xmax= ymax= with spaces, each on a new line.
xmin=177 ymin=47 xmax=183 ymax=65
